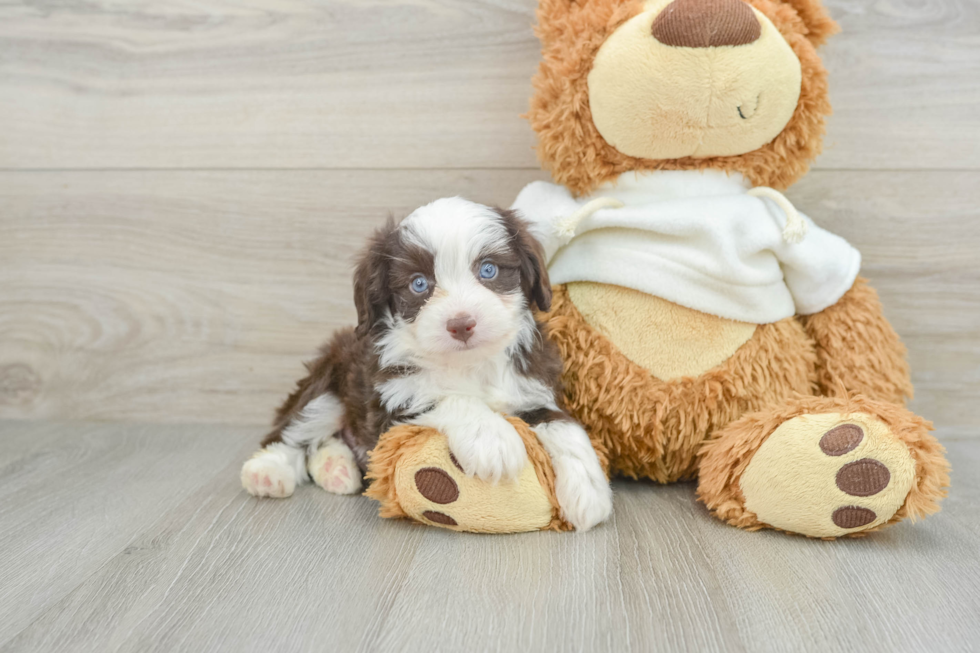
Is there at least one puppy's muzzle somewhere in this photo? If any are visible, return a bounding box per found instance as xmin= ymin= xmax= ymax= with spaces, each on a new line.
xmin=446 ymin=314 xmax=477 ymax=343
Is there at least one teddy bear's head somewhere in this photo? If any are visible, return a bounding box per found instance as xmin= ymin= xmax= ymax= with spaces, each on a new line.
xmin=528 ymin=0 xmax=838 ymax=194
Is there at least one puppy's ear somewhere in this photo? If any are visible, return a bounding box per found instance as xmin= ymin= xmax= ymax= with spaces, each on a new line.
xmin=353 ymin=217 xmax=397 ymax=337
xmin=498 ymin=208 xmax=552 ymax=313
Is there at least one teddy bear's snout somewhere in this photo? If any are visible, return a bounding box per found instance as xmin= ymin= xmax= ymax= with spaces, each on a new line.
xmin=651 ymin=0 xmax=761 ymax=48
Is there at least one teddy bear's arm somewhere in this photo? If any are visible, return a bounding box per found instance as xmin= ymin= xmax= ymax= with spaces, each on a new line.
xmin=798 ymin=276 xmax=913 ymax=405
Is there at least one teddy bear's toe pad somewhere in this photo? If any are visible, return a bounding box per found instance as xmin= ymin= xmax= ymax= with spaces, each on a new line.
xmin=414 ymin=468 xmax=459 ymax=504
xmin=740 ymin=413 xmax=916 ymax=537
xmin=393 ymin=434 xmax=556 ymax=533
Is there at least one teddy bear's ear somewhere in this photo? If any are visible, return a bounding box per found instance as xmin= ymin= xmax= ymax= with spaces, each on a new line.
xmin=775 ymin=0 xmax=840 ymax=47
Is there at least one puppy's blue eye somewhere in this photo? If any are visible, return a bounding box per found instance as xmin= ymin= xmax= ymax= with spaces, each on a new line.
xmin=479 ymin=262 xmax=498 ymax=280
xmin=410 ymin=275 xmax=429 ymax=294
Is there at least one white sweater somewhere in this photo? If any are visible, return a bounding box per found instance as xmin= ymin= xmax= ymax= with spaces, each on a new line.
xmin=511 ymin=170 xmax=861 ymax=325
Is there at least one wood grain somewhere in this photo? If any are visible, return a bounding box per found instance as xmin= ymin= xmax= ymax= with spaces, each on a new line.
xmin=1 ymin=421 xmax=978 ymax=652
xmin=2 ymin=169 xmax=978 ymax=432
xmin=786 ymin=170 xmax=980 ymax=436
xmin=0 ymin=169 xmax=548 ymax=425
xmin=0 ymin=1 xmax=976 ymax=650
xmin=0 ymin=0 xmax=977 ymax=170
xmin=0 ymin=420 xmax=258 ymax=645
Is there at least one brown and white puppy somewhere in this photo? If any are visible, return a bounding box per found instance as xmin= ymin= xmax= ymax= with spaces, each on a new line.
xmin=241 ymin=197 xmax=612 ymax=531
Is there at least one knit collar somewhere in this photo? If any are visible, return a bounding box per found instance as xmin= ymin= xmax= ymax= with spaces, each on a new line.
xmin=555 ymin=169 xmax=805 ymax=245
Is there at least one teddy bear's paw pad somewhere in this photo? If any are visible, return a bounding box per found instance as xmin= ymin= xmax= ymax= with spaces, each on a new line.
xmin=831 ymin=506 xmax=877 ymax=529
xmin=241 ymin=453 xmax=296 ymax=499
xmin=740 ymin=413 xmax=916 ymax=538
xmin=819 ymin=424 xmax=864 ymax=456
xmin=414 ymin=468 xmax=459 ymax=504
xmin=393 ymin=435 xmax=555 ymax=533
xmin=835 ymin=457 xmax=891 ymax=496
xmin=309 ymin=440 xmax=363 ymax=495
xmin=421 ymin=510 xmax=457 ymax=526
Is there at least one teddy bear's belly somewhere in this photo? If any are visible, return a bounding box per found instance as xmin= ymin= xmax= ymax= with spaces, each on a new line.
xmin=547 ymin=283 xmax=816 ymax=482
xmin=566 ymin=281 xmax=757 ymax=379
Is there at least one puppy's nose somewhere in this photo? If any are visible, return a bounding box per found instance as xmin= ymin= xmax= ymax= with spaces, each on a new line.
xmin=446 ymin=314 xmax=477 ymax=343
xmin=651 ymin=0 xmax=761 ymax=48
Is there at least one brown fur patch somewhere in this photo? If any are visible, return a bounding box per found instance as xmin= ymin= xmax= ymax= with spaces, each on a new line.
xmin=388 ymin=241 xmax=436 ymax=323
xmin=515 ymin=320 xmax=566 ymax=410
xmin=529 ymin=0 xmax=838 ymax=195
xmin=496 ymin=208 xmax=553 ymax=312
xmin=798 ymin=277 xmax=913 ymax=405
xmin=353 ymin=218 xmax=399 ymax=338
xmin=354 ymin=216 xmax=442 ymax=331
xmin=696 ymin=393 xmax=950 ymax=537
xmin=514 ymin=407 xmax=572 ymax=426
xmin=474 ymin=255 xmax=522 ymax=296
xmin=544 ymin=286 xmax=817 ymax=482
xmin=261 ymin=326 xmax=407 ymax=471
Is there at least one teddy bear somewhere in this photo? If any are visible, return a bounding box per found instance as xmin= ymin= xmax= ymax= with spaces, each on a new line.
xmin=365 ymin=0 xmax=950 ymax=538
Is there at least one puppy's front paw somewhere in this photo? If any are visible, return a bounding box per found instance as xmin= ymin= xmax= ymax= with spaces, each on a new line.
xmin=552 ymin=455 xmax=613 ymax=532
xmin=447 ymin=417 xmax=528 ymax=484
xmin=241 ymin=450 xmax=296 ymax=498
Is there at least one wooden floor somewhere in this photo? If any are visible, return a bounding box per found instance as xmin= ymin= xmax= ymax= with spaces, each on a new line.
xmin=2 ymin=0 xmax=980 ymax=651
xmin=0 ymin=420 xmax=978 ymax=653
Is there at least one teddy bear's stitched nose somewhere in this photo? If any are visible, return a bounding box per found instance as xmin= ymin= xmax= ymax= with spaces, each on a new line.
xmin=651 ymin=0 xmax=761 ymax=48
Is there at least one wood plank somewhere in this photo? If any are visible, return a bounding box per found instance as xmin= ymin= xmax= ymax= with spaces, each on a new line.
xmin=667 ymin=436 xmax=980 ymax=652
xmin=0 ymin=0 xmax=977 ymax=170
xmin=0 ymin=0 xmax=540 ymax=170
xmin=821 ymin=0 xmax=980 ymax=170
xmin=3 ymin=423 xmax=978 ymax=652
xmin=0 ymin=168 xmax=548 ymax=425
xmin=786 ymin=170 xmax=980 ymax=436
xmin=0 ymin=419 xmax=77 ymax=467
xmin=0 ymin=430 xmax=429 ymax=653
xmin=373 ymin=481 xmax=745 ymax=653
xmin=0 ymin=420 xmax=258 ymax=646
xmin=2 ymin=169 xmax=978 ymax=431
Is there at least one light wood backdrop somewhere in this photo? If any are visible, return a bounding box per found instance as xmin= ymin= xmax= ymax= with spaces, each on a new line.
xmin=1 ymin=0 xmax=978 ymax=434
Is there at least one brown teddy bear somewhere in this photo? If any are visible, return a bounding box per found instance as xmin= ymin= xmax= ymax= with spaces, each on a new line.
xmin=366 ymin=0 xmax=950 ymax=537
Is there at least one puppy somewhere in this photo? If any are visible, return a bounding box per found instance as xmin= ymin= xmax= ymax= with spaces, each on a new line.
xmin=241 ymin=197 xmax=612 ymax=531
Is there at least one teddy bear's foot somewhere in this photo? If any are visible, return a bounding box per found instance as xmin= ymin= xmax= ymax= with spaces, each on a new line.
xmin=740 ymin=414 xmax=916 ymax=536
xmin=365 ymin=418 xmax=572 ymax=533
xmin=698 ymin=395 xmax=949 ymax=538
